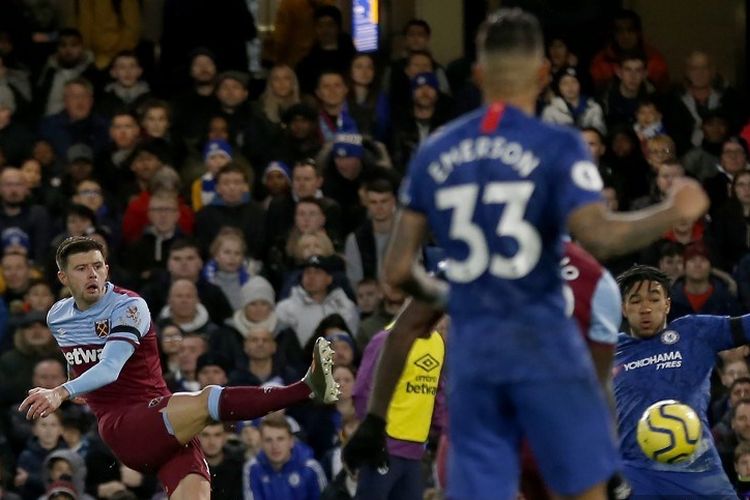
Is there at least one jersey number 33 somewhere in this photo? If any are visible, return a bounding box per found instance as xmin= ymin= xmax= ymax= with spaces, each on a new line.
xmin=437 ymin=181 xmax=541 ymax=283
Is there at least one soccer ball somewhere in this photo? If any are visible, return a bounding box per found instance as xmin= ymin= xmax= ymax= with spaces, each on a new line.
xmin=636 ymin=399 xmax=702 ymax=463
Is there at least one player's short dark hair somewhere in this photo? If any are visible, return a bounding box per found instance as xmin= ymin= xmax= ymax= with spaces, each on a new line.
xmin=404 ymin=19 xmax=431 ymax=36
xmin=616 ymin=265 xmax=671 ymax=299
xmin=476 ymin=8 xmax=543 ymax=61
xmin=259 ymin=413 xmax=292 ymax=434
xmin=56 ymin=236 xmax=104 ymax=270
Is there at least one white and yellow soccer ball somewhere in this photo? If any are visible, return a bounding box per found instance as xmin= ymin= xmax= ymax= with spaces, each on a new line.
xmin=636 ymin=399 xmax=702 ymax=463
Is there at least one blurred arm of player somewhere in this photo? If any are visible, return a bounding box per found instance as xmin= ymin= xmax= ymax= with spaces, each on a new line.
xmin=343 ymin=299 xmax=443 ymax=471
xmin=344 ymin=214 xmax=445 ymax=471
xmin=587 ymin=270 xmax=622 ymax=415
xmin=382 ymin=209 xmax=448 ymax=307
xmin=569 ymin=177 xmax=709 ymax=260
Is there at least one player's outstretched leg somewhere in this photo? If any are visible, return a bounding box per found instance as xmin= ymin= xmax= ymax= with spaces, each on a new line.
xmin=165 ymin=337 xmax=341 ymax=444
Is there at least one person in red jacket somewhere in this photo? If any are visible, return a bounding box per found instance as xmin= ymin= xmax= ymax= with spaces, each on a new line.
xmin=121 ymin=166 xmax=194 ymax=244
xmin=590 ymin=9 xmax=669 ymax=92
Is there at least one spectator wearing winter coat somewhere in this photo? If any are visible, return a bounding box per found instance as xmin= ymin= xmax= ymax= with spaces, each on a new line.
xmin=541 ymin=66 xmax=606 ymax=135
xmin=276 ymin=255 xmax=358 ymax=348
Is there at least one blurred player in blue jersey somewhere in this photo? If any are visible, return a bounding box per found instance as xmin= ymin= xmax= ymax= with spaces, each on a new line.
xmin=18 ymin=237 xmax=340 ymax=500
xmin=382 ymin=8 xmax=709 ymax=500
xmin=614 ymin=265 xmax=742 ymax=497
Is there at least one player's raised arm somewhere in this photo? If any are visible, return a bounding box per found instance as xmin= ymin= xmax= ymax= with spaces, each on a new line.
xmin=382 ymin=209 xmax=448 ymax=307
xmin=568 ymin=177 xmax=709 ymax=260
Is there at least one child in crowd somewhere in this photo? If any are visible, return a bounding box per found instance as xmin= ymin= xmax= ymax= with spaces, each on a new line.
xmin=15 ymin=411 xmax=66 ymax=499
xmin=355 ymin=278 xmax=382 ymax=319
xmin=634 ymin=99 xmax=666 ymax=146
xmin=139 ymin=99 xmax=171 ymax=140
xmin=23 ymin=279 xmax=55 ymax=312
xmin=98 ymin=51 xmax=152 ymax=117
xmin=202 ymin=227 xmax=258 ymax=311
xmin=541 ymin=66 xmax=606 ymax=134
xmin=191 ymin=139 xmax=233 ymax=210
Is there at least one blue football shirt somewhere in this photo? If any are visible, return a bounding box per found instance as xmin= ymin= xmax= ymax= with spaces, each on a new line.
xmin=614 ymin=314 xmax=750 ymax=472
xmin=400 ymin=103 xmax=604 ymax=382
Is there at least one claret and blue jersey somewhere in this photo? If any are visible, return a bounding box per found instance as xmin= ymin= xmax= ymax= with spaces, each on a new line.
xmin=47 ymin=282 xmax=168 ymax=417
xmin=400 ymin=102 xmax=606 ymax=382
xmin=614 ymin=314 xmax=750 ymax=473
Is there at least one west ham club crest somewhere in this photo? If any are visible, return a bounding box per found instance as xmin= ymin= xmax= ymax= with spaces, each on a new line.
xmin=95 ymin=319 xmax=110 ymax=337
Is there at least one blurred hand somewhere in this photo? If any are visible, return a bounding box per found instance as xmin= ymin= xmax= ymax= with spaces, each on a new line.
xmin=342 ymin=413 xmax=389 ymax=473
xmin=14 ymin=467 xmax=28 ymax=487
xmin=668 ymin=177 xmax=709 ymax=222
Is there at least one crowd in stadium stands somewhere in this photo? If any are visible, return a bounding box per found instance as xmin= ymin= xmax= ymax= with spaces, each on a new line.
xmin=0 ymin=1 xmax=749 ymax=499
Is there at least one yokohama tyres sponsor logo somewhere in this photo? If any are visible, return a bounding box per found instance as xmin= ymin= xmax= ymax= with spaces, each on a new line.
xmin=623 ymin=350 xmax=682 ymax=371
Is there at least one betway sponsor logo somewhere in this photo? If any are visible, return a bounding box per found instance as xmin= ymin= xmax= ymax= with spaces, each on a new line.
xmin=623 ymin=351 xmax=682 ymax=371
xmin=405 ymin=381 xmax=438 ymax=395
xmin=64 ymin=347 xmax=103 ymax=365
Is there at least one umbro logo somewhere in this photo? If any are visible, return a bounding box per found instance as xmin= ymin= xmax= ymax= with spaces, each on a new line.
xmin=414 ymin=353 xmax=440 ymax=372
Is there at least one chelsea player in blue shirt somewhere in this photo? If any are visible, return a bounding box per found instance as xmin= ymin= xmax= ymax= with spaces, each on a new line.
xmin=383 ymin=8 xmax=710 ymax=500
xmin=614 ymin=265 xmax=742 ymax=497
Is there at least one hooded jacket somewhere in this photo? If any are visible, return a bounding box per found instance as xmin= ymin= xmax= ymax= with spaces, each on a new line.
xmin=41 ymin=450 xmax=96 ymax=500
xmin=541 ymin=96 xmax=607 ymax=135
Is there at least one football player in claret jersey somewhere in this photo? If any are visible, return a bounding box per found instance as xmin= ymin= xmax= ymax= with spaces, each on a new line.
xmin=19 ymin=236 xmax=340 ymax=500
xmin=381 ymin=8 xmax=708 ymax=500
xmin=614 ymin=265 xmax=743 ymax=496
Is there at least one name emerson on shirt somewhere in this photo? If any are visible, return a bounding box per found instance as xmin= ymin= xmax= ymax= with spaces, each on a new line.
xmin=424 ymin=135 xmax=542 ymax=183
xmin=419 ymin=131 xmax=603 ymax=193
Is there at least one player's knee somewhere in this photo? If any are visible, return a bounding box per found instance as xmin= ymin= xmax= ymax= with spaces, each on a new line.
xmin=199 ymin=385 xmax=221 ymax=399
xmin=201 ymin=385 xmax=224 ymax=422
